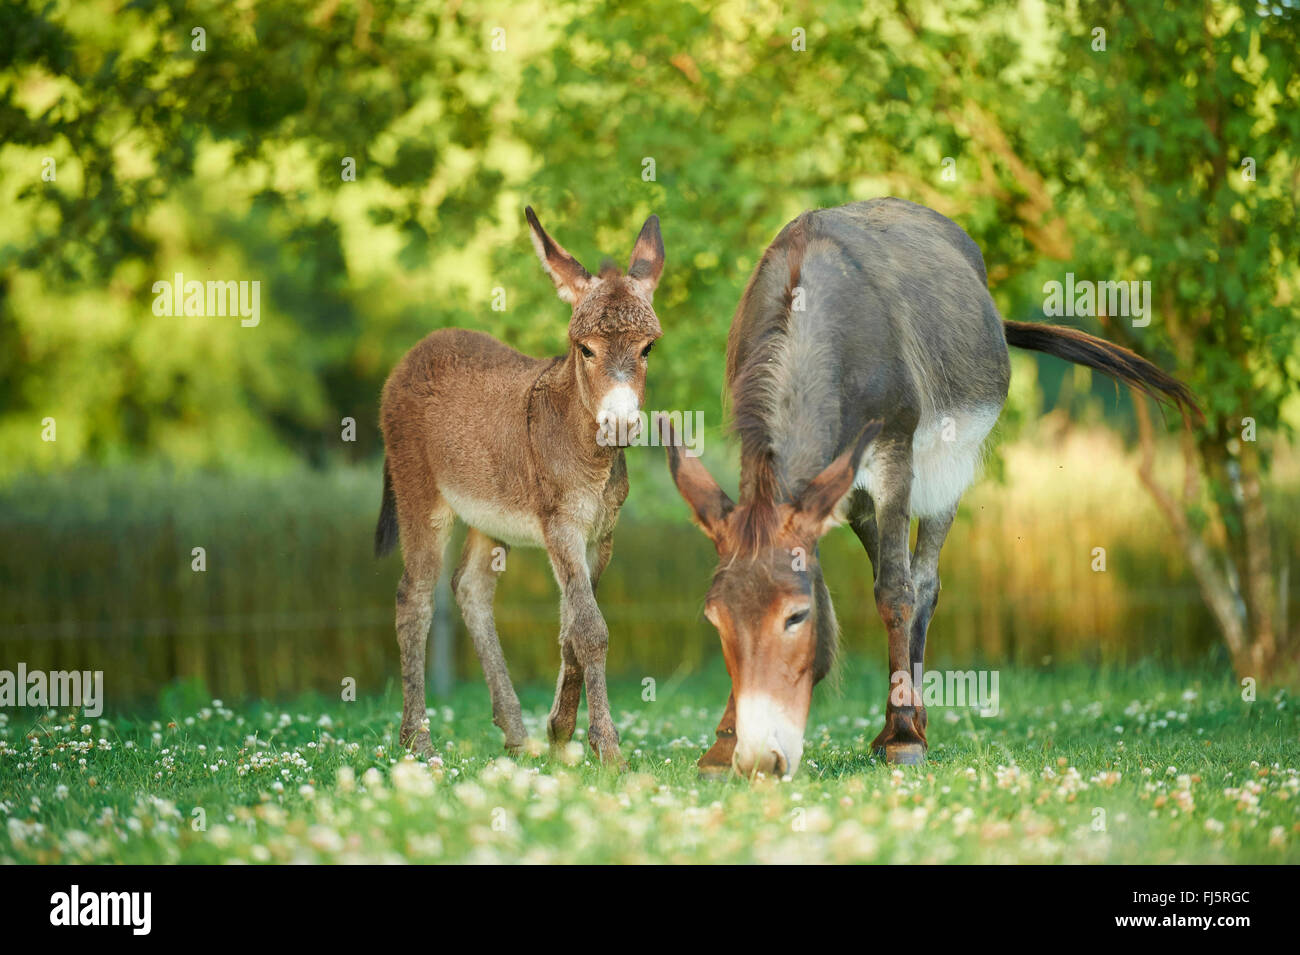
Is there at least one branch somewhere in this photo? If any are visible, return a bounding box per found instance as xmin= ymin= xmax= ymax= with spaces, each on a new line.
xmin=1133 ymin=392 xmax=1245 ymax=657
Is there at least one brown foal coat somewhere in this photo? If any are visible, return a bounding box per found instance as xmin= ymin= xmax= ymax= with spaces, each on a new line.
xmin=376 ymin=208 xmax=664 ymax=765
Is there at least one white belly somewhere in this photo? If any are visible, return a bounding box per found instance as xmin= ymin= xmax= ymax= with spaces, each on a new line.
xmin=853 ymin=405 xmax=1001 ymax=518
xmin=440 ymin=486 xmax=545 ymax=547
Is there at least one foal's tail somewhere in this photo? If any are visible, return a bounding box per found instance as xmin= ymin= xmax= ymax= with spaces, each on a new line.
xmin=374 ymin=457 xmax=399 ymax=558
xmin=1003 ymin=320 xmax=1202 ymax=423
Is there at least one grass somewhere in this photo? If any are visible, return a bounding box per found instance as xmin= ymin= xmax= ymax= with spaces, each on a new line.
xmin=2 ymin=661 xmax=1296 ymax=864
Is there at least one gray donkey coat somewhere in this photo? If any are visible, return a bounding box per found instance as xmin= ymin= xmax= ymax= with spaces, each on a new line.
xmin=667 ymin=197 xmax=1197 ymax=776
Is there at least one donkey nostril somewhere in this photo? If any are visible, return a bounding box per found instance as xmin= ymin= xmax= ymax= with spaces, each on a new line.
xmin=769 ymin=746 xmax=788 ymax=777
xmin=737 ymin=745 xmax=785 ymax=777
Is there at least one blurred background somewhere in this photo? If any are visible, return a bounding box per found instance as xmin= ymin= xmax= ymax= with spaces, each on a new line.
xmin=1 ymin=0 xmax=1297 ymax=705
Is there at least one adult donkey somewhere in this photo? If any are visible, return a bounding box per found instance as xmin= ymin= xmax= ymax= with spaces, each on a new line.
xmin=663 ymin=197 xmax=1197 ymax=777
xmin=376 ymin=207 xmax=664 ymax=766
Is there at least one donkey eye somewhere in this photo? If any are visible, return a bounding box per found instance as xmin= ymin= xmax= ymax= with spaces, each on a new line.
xmin=784 ymin=609 xmax=810 ymax=630
xmin=579 ymin=344 xmax=595 ymax=359
xmin=641 ymin=342 xmax=654 ymax=358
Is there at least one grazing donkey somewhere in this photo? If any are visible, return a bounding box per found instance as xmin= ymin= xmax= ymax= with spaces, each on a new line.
xmin=663 ymin=197 xmax=1197 ymax=777
xmin=375 ymin=207 xmax=665 ymax=766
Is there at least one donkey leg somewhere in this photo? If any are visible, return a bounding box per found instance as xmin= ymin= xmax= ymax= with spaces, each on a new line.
xmin=908 ymin=507 xmax=957 ymax=741
xmin=545 ymin=525 xmax=623 ymax=767
xmin=698 ymin=691 xmax=737 ymax=777
xmin=863 ymin=446 xmax=927 ymax=764
xmin=699 ymin=553 xmax=754 ymax=778
xmin=546 ymin=533 xmax=613 ymax=749
xmin=547 ymin=639 xmax=584 ymax=749
xmin=811 ymin=558 xmax=838 ymax=684
xmin=848 ymin=489 xmax=880 ymax=581
xmin=588 ymin=533 xmax=614 ymax=594
xmin=452 ymin=529 xmax=526 ymax=753
xmin=394 ymin=503 xmax=453 ymax=758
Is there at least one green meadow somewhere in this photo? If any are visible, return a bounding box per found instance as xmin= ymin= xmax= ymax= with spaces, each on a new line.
xmin=2 ymin=663 xmax=1296 ymax=864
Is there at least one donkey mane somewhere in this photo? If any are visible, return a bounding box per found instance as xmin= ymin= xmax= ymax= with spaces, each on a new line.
xmin=723 ymin=214 xmax=864 ymax=553
xmin=721 ymin=217 xmax=803 ymax=552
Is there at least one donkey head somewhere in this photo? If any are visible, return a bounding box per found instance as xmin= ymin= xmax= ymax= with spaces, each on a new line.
xmin=526 ymin=207 xmax=664 ymax=445
xmin=661 ymin=419 xmax=881 ymax=776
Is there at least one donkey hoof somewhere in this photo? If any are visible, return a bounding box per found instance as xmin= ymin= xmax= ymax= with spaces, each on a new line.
xmin=595 ymin=746 xmax=627 ymax=770
xmin=545 ymin=719 xmax=575 ymax=747
xmin=407 ymin=732 xmax=436 ymax=760
xmin=698 ymin=738 xmax=736 ymax=780
xmin=884 ymin=742 xmax=926 ymax=765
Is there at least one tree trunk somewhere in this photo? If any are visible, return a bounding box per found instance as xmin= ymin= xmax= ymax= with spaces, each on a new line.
xmin=1135 ymin=397 xmax=1284 ymax=682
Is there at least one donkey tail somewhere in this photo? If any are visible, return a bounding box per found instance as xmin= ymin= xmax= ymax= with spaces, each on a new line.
xmin=1003 ymin=320 xmax=1202 ymax=422
xmin=374 ymin=457 xmax=399 ymax=558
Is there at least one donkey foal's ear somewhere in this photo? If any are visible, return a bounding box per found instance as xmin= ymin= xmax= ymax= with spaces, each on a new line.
xmin=627 ymin=214 xmax=665 ymax=300
xmin=525 ymin=206 xmax=592 ymax=305
xmin=658 ymin=413 xmax=732 ymax=542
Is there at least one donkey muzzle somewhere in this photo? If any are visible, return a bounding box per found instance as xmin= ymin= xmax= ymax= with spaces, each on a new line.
xmin=596 ymin=384 xmax=642 ymax=445
xmin=732 ymin=693 xmax=805 ymax=778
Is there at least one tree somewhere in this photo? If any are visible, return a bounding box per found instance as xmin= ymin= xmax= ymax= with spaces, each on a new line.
xmin=0 ymin=0 xmax=513 ymax=468
xmin=1036 ymin=1 xmax=1299 ymax=680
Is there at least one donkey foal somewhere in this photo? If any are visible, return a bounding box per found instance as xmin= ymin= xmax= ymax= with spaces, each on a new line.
xmin=375 ymin=207 xmax=665 ymax=766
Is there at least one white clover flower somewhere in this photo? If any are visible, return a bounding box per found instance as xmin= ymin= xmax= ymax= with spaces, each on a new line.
xmin=308 ymin=825 xmax=344 ymax=853
xmin=391 ymin=759 xmax=434 ymax=796
xmin=560 ymin=742 xmax=584 ymax=767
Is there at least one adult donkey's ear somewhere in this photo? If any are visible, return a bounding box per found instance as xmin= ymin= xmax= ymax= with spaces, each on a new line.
xmin=526 ymin=206 xmax=592 ymax=305
xmin=627 ymin=214 xmax=664 ymax=300
xmin=658 ymin=414 xmax=733 ymax=543
xmin=791 ymin=420 xmax=883 ymax=539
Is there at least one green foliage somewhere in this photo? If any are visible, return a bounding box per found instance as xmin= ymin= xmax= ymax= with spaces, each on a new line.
xmin=3 ymin=1 xmax=1297 ymax=685
xmin=8 ymin=1 xmax=1292 ymax=477
xmin=1 ymin=0 xmax=524 ymax=469
xmin=1043 ymin=1 xmax=1300 ymax=438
